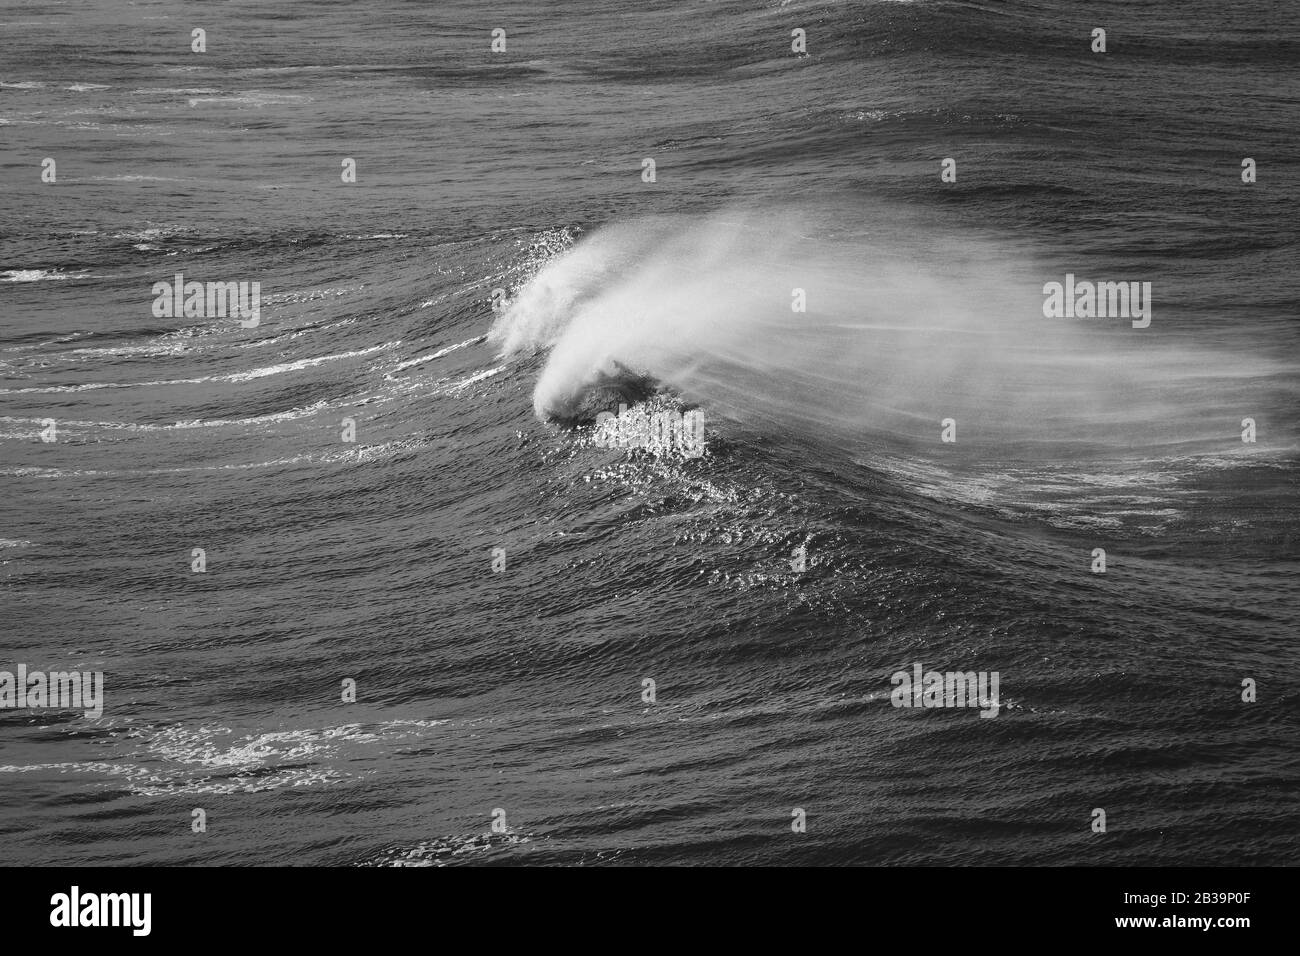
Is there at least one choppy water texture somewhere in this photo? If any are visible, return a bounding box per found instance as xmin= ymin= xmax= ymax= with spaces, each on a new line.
xmin=1 ymin=0 xmax=1298 ymax=865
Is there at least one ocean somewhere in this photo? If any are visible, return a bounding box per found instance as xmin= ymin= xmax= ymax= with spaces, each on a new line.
xmin=1 ymin=0 xmax=1297 ymax=866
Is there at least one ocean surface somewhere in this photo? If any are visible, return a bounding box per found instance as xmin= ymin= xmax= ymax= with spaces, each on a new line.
xmin=2 ymin=0 xmax=1297 ymax=866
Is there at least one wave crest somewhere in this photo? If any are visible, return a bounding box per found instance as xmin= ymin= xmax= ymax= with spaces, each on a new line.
xmin=490 ymin=205 xmax=1288 ymax=458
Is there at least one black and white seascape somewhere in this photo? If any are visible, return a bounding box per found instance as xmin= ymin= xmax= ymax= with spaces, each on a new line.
xmin=2 ymin=0 xmax=1297 ymax=870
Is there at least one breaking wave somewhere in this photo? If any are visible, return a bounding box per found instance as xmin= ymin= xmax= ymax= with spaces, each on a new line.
xmin=490 ymin=206 xmax=1292 ymax=461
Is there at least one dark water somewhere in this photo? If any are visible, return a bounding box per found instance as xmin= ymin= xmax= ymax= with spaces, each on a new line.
xmin=1 ymin=0 xmax=1297 ymax=865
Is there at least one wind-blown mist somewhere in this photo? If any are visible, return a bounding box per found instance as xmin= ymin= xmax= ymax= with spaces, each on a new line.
xmin=491 ymin=208 xmax=1283 ymax=461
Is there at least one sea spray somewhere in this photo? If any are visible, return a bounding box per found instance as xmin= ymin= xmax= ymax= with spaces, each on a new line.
xmin=490 ymin=206 xmax=1284 ymax=459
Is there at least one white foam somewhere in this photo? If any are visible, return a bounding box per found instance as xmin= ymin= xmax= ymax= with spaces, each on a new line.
xmin=388 ymin=334 xmax=487 ymax=374
xmin=0 ymin=344 xmax=394 ymax=395
xmin=3 ymin=269 xmax=86 ymax=282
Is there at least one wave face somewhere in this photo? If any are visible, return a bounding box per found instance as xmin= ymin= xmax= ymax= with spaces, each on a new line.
xmin=2 ymin=0 xmax=1298 ymax=867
